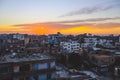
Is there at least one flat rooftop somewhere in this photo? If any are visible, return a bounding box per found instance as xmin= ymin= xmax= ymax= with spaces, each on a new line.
xmin=55 ymin=69 xmax=100 ymax=80
xmin=93 ymin=54 xmax=111 ymax=58
xmin=0 ymin=53 xmax=54 ymax=64
xmin=55 ymin=65 xmax=101 ymax=80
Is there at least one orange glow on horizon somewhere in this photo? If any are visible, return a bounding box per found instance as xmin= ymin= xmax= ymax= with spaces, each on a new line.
xmin=59 ymin=26 xmax=120 ymax=35
xmin=0 ymin=26 xmax=29 ymax=34
xmin=27 ymin=24 xmax=58 ymax=34
xmin=0 ymin=24 xmax=120 ymax=35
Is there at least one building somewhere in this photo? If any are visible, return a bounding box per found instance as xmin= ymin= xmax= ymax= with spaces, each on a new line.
xmin=0 ymin=53 xmax=56 ymax=80
xmin=81 ymin=37 xmax=114 ymax=49
xmin=56 ymin=69 xmax=101 ymax=80
xmin=60 ymin=41 xmax=80 ymax=53
xmin=115 ymin=36 xmax=120 ymax=50
xmin=81 ymin=37 xmax=97 ymax=48
xmin=24 ymin=34 xmax=30 ymax=46
xmin=12 ymin=33 xmax=25 ymax=40
xmin=2 ymin=33 xmax=29 ymax=54
xmin=119 ymin=36 xmax=120 ymax=42
xmin=113 ymin=52 xmax=120 ymax=76
xmin=89 ymin=50 xmax=115 ymax=75
xmin=47 ymin=32 xmax=65 ymax=45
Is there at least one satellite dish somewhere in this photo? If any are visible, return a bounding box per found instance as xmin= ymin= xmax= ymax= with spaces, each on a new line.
xmin=12 ymin=53 xmax=16 ymax=56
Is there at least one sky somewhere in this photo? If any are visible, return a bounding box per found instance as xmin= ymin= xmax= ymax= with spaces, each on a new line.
xmin=0 ymin=0 xmax=120 ymax=35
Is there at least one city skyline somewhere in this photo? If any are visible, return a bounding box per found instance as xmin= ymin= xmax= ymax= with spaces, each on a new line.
xmin=0 ymin=0 xmax=120 ymax=35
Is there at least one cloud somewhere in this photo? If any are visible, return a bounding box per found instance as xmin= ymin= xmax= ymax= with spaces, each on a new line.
xmin=55 ymin=17 xmax=120 ymax=23
xmin=14 ymin=22 xmax=74 ymax=29
xmin=93 ymin=22 xmax=120 ymax=28
xmin=0 ymin=21 xmax=119 ymax=35
xmin=60 ymin=2 xmax=120 ymax=17
xmin=13 ymin=22 xmax=77 ymax=34
xmin=12 ymin=16 xmax=120 ymax=34
xmin=13 ymin=21 xmax=120 ymax=29
xmin=13 ymin=16 xmax=120 ymax=29
xmin=68 ymin=22 xmax=120 ymax=29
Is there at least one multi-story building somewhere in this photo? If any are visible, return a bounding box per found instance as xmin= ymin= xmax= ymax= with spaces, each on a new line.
xmin=81 ymin=37 xmax=114 ymax=49
xmin=119 ymin=36 xmax=120 ymax=42
xmin=113 ymin=51 xmax=120 ymax=76
xmin=99 ymin=39 xmax=113 ymax=48
xmin=60 ymin=41 xmax=80 ymax=53
xmin=0 ymin=53 xmax=56 ymax=80
xmin=12 ymin=33 xmax=25 ymax=40
xmin=47 ymin=32 xmax=65 ymax=45
xmin=81 ymin=38 xmax=97 ymax=48
xmin=2 ymin=33 xmax=29 ymax=54
xmin=89 ymin=50 xmax=115 ymax=75
xmin=115 ymin=36 xmax=120 ymax=49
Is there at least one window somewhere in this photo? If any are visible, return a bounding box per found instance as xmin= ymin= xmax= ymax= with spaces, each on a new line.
xmin=20 ymin=64 xmax=30 ymax=72
xmin=68 ymin=46 xmax=70 ymax=48
xmin=111 ymin=59 xmax=114 ymax=62
xmin=0 ymin=65 xmax=13 ymax=73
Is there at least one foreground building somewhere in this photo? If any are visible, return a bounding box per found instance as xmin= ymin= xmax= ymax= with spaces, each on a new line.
xmin=55 ymin=68 xmax=102 ymax=80
xmin=0 ymin=53 xmax=56 ymax=80
xmin=89 ymin=50 xmax=115 ymax=75
xmin=113 ymin=51 xmax=120 ymax=76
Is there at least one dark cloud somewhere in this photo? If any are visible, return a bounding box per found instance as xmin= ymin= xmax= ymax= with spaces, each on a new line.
xmin=55 ymin=17 xmax=120 ymax=23
xmin=13 ymin=16 xmax=120 ymax=31
xmin=13 ymin=16 xmax=120 ymax=29
xmin=93 ymin=22 xmax=120 ymax=28
xmin=13 ymin=22 xmax=75 ymax=30
xmin=68 ymin=22 xmax=120 ymax=28
xmin=59 ymin=3 xmax=120 ymax=17
xmin=13 ymin=22 xmax=120 ymax=30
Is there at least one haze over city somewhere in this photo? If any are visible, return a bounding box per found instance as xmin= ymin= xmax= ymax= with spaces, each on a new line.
xmin=0 ymin=0 xmax=120 ymax=35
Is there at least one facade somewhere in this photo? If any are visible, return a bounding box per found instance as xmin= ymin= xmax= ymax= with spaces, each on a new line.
xmin=12 ymin=33 xmax=25 ymax=40
xmin=81 ymin=38 xmax=97 ymax=48
xmin=0 ymin=53 xmax=56 ymax=80
xmin=113 ymin=52 xmax=120 ymax=76
xmin=81 ymin=37 xmax=113 ymax=48
xmin=60 ymin=41 xmax=80 ymax=53
xmin=89 ymin=50 xmax=115 ymax=75
xmin=24 ymin=34 xmax=30 ymax=46
xmin=115 ymin=66 xmax=120 ymax=76
xmin=119 ymin=36 xmax=120 ymax=42
xmin=56 ymin=69 xmax=100 ymax=80
xmin=0 ymin=33 xmax=29 ymax=54
xmin=91 ymin=54 xmax=115 ymax=67
xmin=47 ymin=32 xmax=65 ymax=45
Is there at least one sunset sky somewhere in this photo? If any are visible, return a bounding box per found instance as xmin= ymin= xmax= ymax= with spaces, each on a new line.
xmin=0 ymin=0 xmax=120 ymax=35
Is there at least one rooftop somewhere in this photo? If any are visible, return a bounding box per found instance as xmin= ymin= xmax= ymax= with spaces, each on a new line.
xmin=55 ymin=65 xmax=101 ymax=80
xmin=93 ymin=54 xmax=111 ymax=58
xmin=55 ymin=69 xmax=101 ymax=80
xmin=0 ymin=53 xmax=54 ymax=64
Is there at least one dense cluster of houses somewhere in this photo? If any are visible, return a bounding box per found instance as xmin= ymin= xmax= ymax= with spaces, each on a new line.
xmin=0 ymin=32 xmax=120 ymax=80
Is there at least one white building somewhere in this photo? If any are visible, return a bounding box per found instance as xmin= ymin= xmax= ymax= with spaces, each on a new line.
xmin=60 ymin=41 xmax=80 ymax=53
xmin=119 ymin=36 xmax=120 ymax=42
xmin=13 ymin=33 xmax=25 ymax=40
xmin=81 ymin=37 xmax=113 ymax=48
xmin=98 ymin=39 xmax=113 ymax=48
xmin=81 ymin=38 xmax=97 ymax=48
